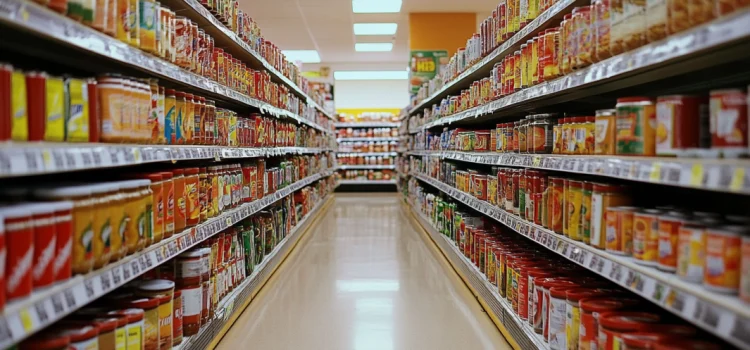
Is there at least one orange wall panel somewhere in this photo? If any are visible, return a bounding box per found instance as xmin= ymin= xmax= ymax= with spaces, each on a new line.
xmin=408 ymin=13 xmax=477 ymax=56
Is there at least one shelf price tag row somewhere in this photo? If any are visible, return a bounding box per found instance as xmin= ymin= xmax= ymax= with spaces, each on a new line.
xmin=410 ymin=172 xmax=750 ymax=349
xmin=0 ymin=171 xmax=330 ymax=348
xmin=408 ymin=151 xmax=750 ymax=194
xmin=0 ymin=146 xmax=332 ymax=177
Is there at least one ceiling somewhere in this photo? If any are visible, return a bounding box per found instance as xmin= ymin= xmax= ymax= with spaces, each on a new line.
xmin=238 ymin=0 xmax=495 ymax=71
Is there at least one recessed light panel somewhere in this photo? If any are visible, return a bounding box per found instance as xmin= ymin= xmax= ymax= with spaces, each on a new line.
xmin=353 ymin=23 xmax=398 ymax=35
xmin=352 ymin=0 xmax=402 ymax=13
xmin=334 ymin=71 xmax=408 ymax=80
xmin=355 ymin=43 xmax=393 ymax=52
xmin=281 ymin=50 xmax=321 ymax=63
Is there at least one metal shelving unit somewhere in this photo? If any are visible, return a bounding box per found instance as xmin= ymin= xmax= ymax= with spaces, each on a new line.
xmin=409 ymin=172 xmax=750 ymax=349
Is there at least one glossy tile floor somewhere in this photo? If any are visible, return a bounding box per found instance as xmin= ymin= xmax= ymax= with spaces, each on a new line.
xmin=216 ymin=194 xmax=512 ymax=350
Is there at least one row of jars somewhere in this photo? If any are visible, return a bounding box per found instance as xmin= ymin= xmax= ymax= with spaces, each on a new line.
xmin=31 ymin=0 xmax=316 ymax=105
xmin=410 ymin=183 xmax=722 ymax=350
xmin=336 ymin=141 xmax=398 ymax=153
xmin=336 ymin=112 xmax=398 ymax=123
xmin=16 ymin=191 xmax=325 ymax=350
xmin=336 ymin=156 xmax=395 ymax=166
xmin=336 ymin=128 xmax=398 ymax=138
xmin=414 ymin=157 xmax=750 ymax=301
xmin=421 ymin=1 xmax=750 ymax=122
xmin=0 ymin=68 xmax=332 ymax=146
xmin=417 ymin=87 xmax=749 ymax=157
xmin=337 ymin=170 xmax=394 ymax=181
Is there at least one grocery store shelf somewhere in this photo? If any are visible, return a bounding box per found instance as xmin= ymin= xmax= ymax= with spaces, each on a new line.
xmin=154 ymin=0 xmax=333 ymax=120
xmin=0 ymin=0 xmax=333 ymax=132
xmin=0 ymin=170 xmax=334 ymax=348
xmin=407 ymin=0 xmax=581 ymax=116
xmin=336 ymin=164 xmax=396 ymax=170
xmin=411 ymin=172 xmax=750 ymax=350
xmin=407 ymin=150 xmax=750 ymax=194
xmin=0 ymin=144 xmax=332 ymax=178
xmin=334 ymin=122 xmax=400 ymax=128
xmin=406 ymin=199 xmax=547 ymax=350
xmin=337 ymin=137 xmax=398 ymax=142
xmin=336 ymin=152 xmax=398 ymax=157
xmin=412 ymin=8 xmax=750 ymax=129
xmin=175 ymin=194 xmax=332 ymax=350
xmin=337 ymin=180 xmax=397 ymax=185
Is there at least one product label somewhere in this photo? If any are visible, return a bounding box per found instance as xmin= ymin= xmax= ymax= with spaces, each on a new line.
xmin=182 ymin=287 xmax=202 ymax=316
xmin=549 ymin=297 xmax=568 ymax=350
xmin=126 ymin=320 xmax=144 ymax=350
xmin=178 ymin=259 xmax=202 ymax=278
xmin=45 ymin=78 xmax=66 ymax=141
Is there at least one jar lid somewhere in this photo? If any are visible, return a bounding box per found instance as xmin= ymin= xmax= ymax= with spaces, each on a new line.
xmin=200 ymin=247 xmax=212 ymax=255
xmin=127 ymin=297 xmax=160 ymax=309
xmin=109 ymin=308 xmax=144 ymax=323
xmin=135 ymin=179 xmax=151 ymax=188
xmin=550 ymin=285 xmax=579 ymax=298
xmin=599 ymin=312 xmax=661 ymax=331
xmin=138 ymin=279 xmax=176 ymax=292
xmin=105 ymin=313 xmax=129 ymax=328
xmin=172 ymin=169 xmax=184 ymax=176
xmin=621 ymin=332 xmax=681 ymax=348
xmin=57 ymin=322 xmax=99 ymax=342
xmin=592 ymin=182 xmax=626 ymax=192
xmin=159 ymin=171 xmax=174 ymax=179
xmin=595 ymin=109 xmax=616 ymax=116
xmin=0 ymin=204 xmax=38 ymax=219
xmin=179 ymin=249 xmax=205 ymax=258
xmin=174 ymin=290 xmax=182 ymax=298
xmin=568 ymin=180 xmax=583 ymax=188
xmin=653 ymin=340 xmax=721 ymax=350
xmin=617 ymin=96 xmax=654 ymax=103
xmin=118 ymin=179 xmax=144 ymax=190
xmin=91 ymin=317 xmax=119 ymax=333
xmin=185 ymin=167 xmax=200 ymax=175
xmin=89 ymin=182 xmax=120 ymax=194
xmin=579 ymin=297 xmax=637 ymax=312
xmin=565 ymin=288 xmax=608 ymax=302
xmin=156 ymin=294 xmax=172 ymax=305
xmin=146 ymin=173 xmax=162 ymax=182
xmin=536 ymin=278 xmax=578 ymax=289
xmin=19 ymin=332 xmax=70 ymax=350
xmin=47 ymin=200 xmax=74 ymax=212
xmin=34 ymin=185 xmax=92 ymax=198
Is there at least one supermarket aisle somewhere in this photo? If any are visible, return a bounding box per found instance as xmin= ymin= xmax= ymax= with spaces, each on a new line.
xmin=216 ymin=194 xmax=511 ymax=350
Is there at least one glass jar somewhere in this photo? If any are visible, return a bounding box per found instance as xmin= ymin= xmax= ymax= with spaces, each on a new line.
xmin=184 ymin=93 xmax=195 ymax=144
xmin=560 ymin=13 xmax=574 ymax=75
xmin=164 ymin=89 xmax=176 ymax=144
xmin=593 ymin=0 xmax=612 ymax=62
xmin=174 ymin=91 xmax=186 ymax=144
xmin=185 ymin=168 xmax=200 ymax=226
xmin=90 ymin=182 xmax=117 ymax=269
xmin=573 ymin=6 xmax=593 ymax=69
xmin=529 ymin=114 xmax=554 ymax=153
xmin=542 ymin=28 xmax=560 ymax=80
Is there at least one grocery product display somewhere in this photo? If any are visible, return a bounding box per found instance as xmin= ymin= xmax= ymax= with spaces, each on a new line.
xmin=335 ymin=114 xmax=400 ymax=189
xmin=0 ymin=0 xmax=338 ymax=345
xmin=397 ymin=0 xmax=750 ymax=347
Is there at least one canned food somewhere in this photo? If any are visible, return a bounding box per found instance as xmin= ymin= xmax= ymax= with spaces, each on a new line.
xmin=594 ymin=109 xmax=617 ymax=155
xmin=704 ymin=225 xmax=745 ymax=293
xmin=606 ymin=206 xmax=636 ymax=255
xmin=677 ymin=220 xmax=707 ymax=283
xmin=616 ymin=97 xmax=656 ymax=156
xmin=657 ymin=212 xmax=690 ymax=272
xmin=633 ymin=209 xmax=661 ymax=265
xmin=709 ymin=89 xmax=748 ymax=152
xmin=655 ymin=95 xmax=707 ymax=156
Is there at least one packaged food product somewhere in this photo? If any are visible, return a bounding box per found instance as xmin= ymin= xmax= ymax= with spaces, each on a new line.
xmin=110 ymin=308 xmax=145 ymax=350
xmin=616 ymin=97 xmax=656 ymax=156
xmin=633 ymin=209 xmax=661 ymax=265
xmin=656 ymin=95 xmax=707 ymax=156
xmin=688 ymin=0 xmax=715 ymax=26
xmin=598 ymin=312 xmax=661 ymax=350
xmin=568 ymin=180 xmax=584 ymax=241
xmin=173 ymin=169 xmax=186 ymax=232
xmin=605 ymin=206 xmax=636 ymax=255
xmin=574 ymin=6 xmax=594 ymax=69
xmin=647 ymin=0 xmax=668 ymax=43
xmin=560 ymin=14 xmax=574 ymax=75
xmin=0 ymin=206 xmax=33 ymax=301
xmin=91 ymin=317 xmax=119 ymax=350
xmin=18 ymin=332 xmax=70 ymax=350
xmin=65 ymin=78 xmax=91 ymax=142
xmin=593 ymin=0 xmax=612 ymax=61
xmin=29 ymin=203 xmax=61 ymax=288
xmin=741 ymin=235 xmax=750 ymax=302
xmin=704 ymin=225 xmax=744 ymax=293
xmin=127 ymin=298 xmax=160 ymax=350
xmin=657 ymin=212 xmax=689 ymax=272
xmin=50 ymin=201 xmax=74 ymax=282
xmin=676 ymin=220 xmax=707 ymax=283
xmin=591 ymin=184 xmax=632 ymax=249
xmin=709 ymin=89 xmax=748 ymax=152
xmin=579 ymin=297 xmax=639 ymax=350
xmin=653 ymin=340 xmax=721 ymax=350
xmin=139 ymin=0 xmax=157 ymax=53
xmin=90 ymin=183 xmax=117 ymax=269
xmin=57 ymin=323 xmax=100 ymax=350
xmin=566 ymin=289 xmax=609 ymax=350
xmin=542 ymin=28 xmax=561 ymax=80
xmin=549 ymin=285 xmax=579 ymax=349
xmin=594 ymin=109 xmax=616 ymax=155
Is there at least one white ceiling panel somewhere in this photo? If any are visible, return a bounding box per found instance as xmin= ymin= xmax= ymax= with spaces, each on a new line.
xmin=238 ymin=0 xmax=493 ymax=69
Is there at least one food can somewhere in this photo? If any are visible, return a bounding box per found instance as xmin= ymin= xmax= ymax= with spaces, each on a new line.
xmin=579 ymin=297 xmax=640 ymax=350
xmin=657 ymin=212 xmax=689 ymax=272
xmin=616 ymin=97 xmax=656 ymax=155
xmin=138 ymin=0 xmax=157 ymax=53
xmin=598 ymin=312 xmax=661 ymax=350
xmin=539 ymin=279 xmax=579 ymax=339
xmin=549 ymin=177 xmax=565 ymax=234
xmin=567 ymin=180 xmax=584 ymax=241
xmin=605 ymin=206 xmax=635 ymax=255
xmin=591 ymin=183 xmax=632 ymax=250
xmin=566 ymin=288 xmax=608 ymax=350
xmin=633 ymin=209 xmax=661 ymax=265
xmin=655 ymin=95 xmax=707 ymax=156
xmin=549 ymin=285 xmax=579 ymax=349
xmin=709 ymin=89 xmax=748 ymax=152
xmin=676 ymin=220 xmax=707 ymax=283
xmin=704 ymin=225 xmax=745 ymax=293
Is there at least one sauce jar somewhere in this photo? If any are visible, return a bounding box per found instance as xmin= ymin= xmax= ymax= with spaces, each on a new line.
xmin=567 ymin=180 xmax=584 ymax=241
xmin=173 ymin=169 xmax=187 ymax=233
xmin=127 ymin=298 xmax=161 ymax=350
xmin=160 ymin=171 xmax=175 ymax=238
xmin=172 ymin=290 xmax=183 ymax=346
xmin=566 ymin=288 xmax=609 ymax=350
xmin=110 ymin=308 xmax=145 ymax=350
xmin=657 ymin=211 xmax=690 ymax=272
xmin=704 ymin=225 xmax=745 ymax=293
xmin=598 ymin=312 xmax=661 ymax=350
xmin=594 ymin=108 xmax=616 ymax=155
xmin=185 ymin=168 xmax=200 ymax=227
xmin=90 ymin=182 xmax=118 ymax=269
xmin=591 ymin=184 xmax=632 ymax=250
xmin=56 ymin=323 xmax=100 ymax=350
xmin=19 ymin=332 xmax=70 ymax=350
xmin=120 ymin=180 xmax=146 ymax=253
xmin=136 ymin=280 xmax=176 ymax=350
xmin=1 ymin=205 xmax=34 ymax=301
xmin=579 ymin=297 xmax=640 ymax=350
xmin=91 ymin=317 xmax=120 ymax=350
xmin=146 ymin=173 xmax=164 ymax=244
xmin=34 ymin=186 xmax=95 ymax=275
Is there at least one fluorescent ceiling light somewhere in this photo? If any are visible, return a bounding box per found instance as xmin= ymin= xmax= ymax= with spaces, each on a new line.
xmin=281 ymin=50 xmax=321 ymax=63
xmin=354 ymin=23 xmax=398 ymax=35
xmin=352 ymin=0 xmax=402 ymax=13
xmin=334 ymin=71 xmax=408 ymax=80
xmin=355 ymin=43 xmax=393 ymax=52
